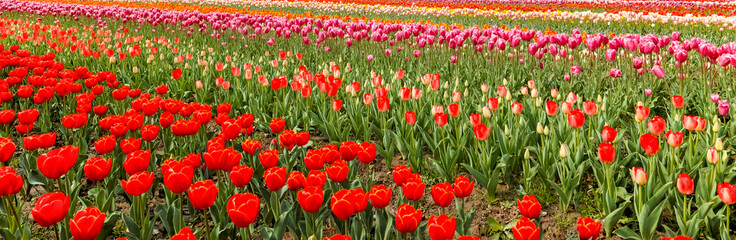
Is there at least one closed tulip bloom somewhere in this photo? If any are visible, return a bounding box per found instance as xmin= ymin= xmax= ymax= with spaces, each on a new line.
xmin=511 ymin=102 xmax=523 ymax=115
xmin=339 ymin=141 xmax=358 ymax=161
xmin=428 ymin=214 xmax=457 ymax=240
xmin=583 ymin=101 xmax=598 ymax=115
xmin=227 ymin=193 xmax=260 ymax=228
xmin=326 ymin=160 xmax=349 ymax=183
xmin=718 ymin=183 xmax=736 ymax=205
xmin=635 ymin=106 xmax=649 ymax=122
xmin=457 ymin=236 xmax=482 ymax=240
xmin=31 ymin=192 xmax=70 ymax=227
xmin=264 ymin=167 xmax=287 ymax=191
xmin=230 ymin=165 xmax=254 ymax=188
xmin=431 ymin=183 xmax=455 ymax=207
xmin=332 ymin=99 xmax=343 ymax=111
xmin=434 ymin=112 xmax=448 ymax=127
xmin=330 ymin=189 xmax=355 ymax=220
xmin=287 ymin=171 xmax=306 ymax=191
xmin=323 ymin=235 xmax=351 ymax=240
xmin=204 ymin=147 xmax=241 ymax=172
xmin=124 ymin=150 xmax=151 ymax=175
xmin=474 ymin=123 xmax=491 ymax=141
xmin=576 ymin=217 xmax=601 ymax=240
xmin=601 ymin=126 xmax=617 ymax=143
xmin=453 ymin=176 xmax=473 ymax=198
xmin=639 ymin=134 xmax=660 ymax=156
xmin=121 ymin=171 xmax=155 ymax=196
xmin=517 ymin=195 xmax=541 ymax=219
xmin=392 ymin=165 xmax=413 ymax=186
xmin=395 ymin=204 xmax=422 ymax=233
xmin=298 ymin=186 xmax=323 ymax=213
xmin=356 ymin=142 xmax=377 ymax=164
xmin=348 ymin=188 xmax=369 ymax=213
xmin=598 ymin=143 xmax=615 ymax=163
xmin=258 ymin=149 xmax=279 ymax=169
xmin=37 ymin=145 xmax=79 ymax=180
xmin=677 ymin=173 xmax=694 ymax=195
xmin=84 ymin=157 xmax=112 ymax=182
xmin=162 ymin=160 xmax=194 ymax=194
xmin=141 ymin=125 xmax=159 ymax=142
xmin=402 ymin=174 xmax=426 ymax=201
xmin=270 ymin=118 xmax=286 ymax=133
xmin=69 ymin=207 xmax=106 ymax=240
xmin=405 ymin=111 xmax=417 ymax=125
xmin=18 ymin=108 xmax=39 ymax=125
xmin=448 ymin=103 xmax=461 ymax=117
xmin=661 ymin=236 xmax=694 ymax=240
xmin=647 ymin=116 xmax=666 ymax=136
xmin=631 ymin=167 xmax=648 ymax=186
xmin=545 ymin=101 xmax=558 ymax=116
xmin=512 ymin=217 xmax=540 ymax=240
xmin=671 ymin=95 xmax=684 ymax=109
xmin=305 ymin=170 xmax=327 ymax=189
xmin=567 ymin=109 xmax=585 ymax=129
xmin=120 ymin=137 xmax=142 ymax=155
xmin=188 ymin=180 xmax=218 ymax=210
xmin=665 ymin=131 xmax=683 ymax=147
xmin=0 ymin=137 xmax=16 ymax=163
xmin=170 ymin=228 xmax=195 ymax=240
xmin=707 ymin=147 xmax=719 ymax=164
xmin=241 ymin=139 xmax=262 ymax=156
xmin=369 ymin=185 xmax=391 ymax=209
xmin=0 ymin=167 xmax=23 ymax=197
xmin=295 ymin=132 xmax=310 ymax=146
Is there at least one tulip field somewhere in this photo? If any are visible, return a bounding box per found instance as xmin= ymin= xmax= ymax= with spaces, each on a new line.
xmin=4 ymin=0 xmax=736 ymax=240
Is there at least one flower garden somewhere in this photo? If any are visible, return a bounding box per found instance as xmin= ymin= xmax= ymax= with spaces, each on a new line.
xmin=1 ymin=0 xmax=736 ymax=239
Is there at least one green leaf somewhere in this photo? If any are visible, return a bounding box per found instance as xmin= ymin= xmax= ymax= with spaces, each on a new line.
xmin=613 ymin=227 xmax=643 ymax=240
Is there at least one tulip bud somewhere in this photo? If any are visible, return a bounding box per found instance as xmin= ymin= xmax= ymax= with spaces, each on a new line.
xmin=596 ymin=95 xmax=602 ymax=103
xmin=133 ymin=66 xmax=139 ymax=73
xmin=524 ymin=149 xmax=531 ymax=160
xmin=551 ymin=89 xmax=559 ymax=98
xmin=504 ymin=125 xmax=510 ymax=136
xmin=723 ymin=151 xmax=730 ymax=163
xmin=482 ymin=107 xmax=491 ymax=118
xmin=531 ymin=88 xmax=538 ymax=98
xmin=559 ymin=143 xmax=569 ymax=158
xmin=601 ymin=103 xmax=606 ymax=112
xmin=481 ymin=84 xmax=488 ymax=93
xmin=707 ymin=147 xmax=719 ymax=164
xmin=716 ymin=138 xmax=724 ymax=151
xmin=535 ymin=98 xmax=542 ymax=107
xmin=503 ymin=78 xmax=508 ymax=85
xmin=536 ymin=123 xmax=543 ymax=134
xmin=543 ymin=126 xmax=549 ymax=136
xmin=505 ymin=94 xmax=512 ymax=101
xmin=714 ymin=121 xmax=721 ymax=133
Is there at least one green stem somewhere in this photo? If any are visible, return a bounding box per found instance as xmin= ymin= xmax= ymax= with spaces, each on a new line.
xmin=203 ymin=209 xmax=210 ymax=239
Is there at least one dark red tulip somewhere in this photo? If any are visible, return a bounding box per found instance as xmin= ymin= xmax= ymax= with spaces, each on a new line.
xmin=567 ymin=109 xmax=585 ymax=129
xmin=601 ymin=126 xmax=617 ymax=143
xmin=0 ymin=137 xmax=16 ymax=163
xmin=121 ymin=171 xmax=154 ymax=196
xmin=37 ymin=145 xmax=79 ymax=180
xmin=270 ymin=118 xmax=285 ymax=134
xmin=330 ymin=189 xmax=355 ymax=220
xmin=31 ymin=192 xmax=70 ymax=227
xmin=298 ymin=186 xmax=324 ymax=213
xmin=577 ymin=217 xmax=601 ymax=240
xmin=395 ymin=203 xmax=422 ymax=233
xmin=84 ymin=157 xmax=111 ymax=182
xmin=639 ymin=133 xmax=660 ymax=156
xmin=326 ymin=160 xmax=348 ymax=183
xmin=517 ymin=195 xmax=541 ymax=219
xmin=428 ymin=214 xmax=456 ymax=240
xmin=401 ymin=174 xmax=425 ymax=201
xmin=453 ymin=176 xmax=473 ymax=198
xmin=369 ymin=185 xmax=391 ymax=209
xmin=124 ymin=150 xmax=151 ymax=175
xmin=230 ymin=165 xmax=254 ymax=188
xmin=69 ymin=207 xmax=106 ymax=240
xmin=264 ymin=167 xmax=287 ymax=191
xmin=162 ymin=160 xmax=194 ymax=194
xmin=0 ymin=167 xmax=23 ymax=197
xmin=512 ymin=217 xmax=540 ymax=240
xmin=258 ymin=149 xmax=279 ymax=169
xmin=598 ymin=143 xmax=615 ymax=163
xmin=227 ymin=193 xmax=260 ymax=228
xmin=188 ymin=180 xmax=218 ymax=210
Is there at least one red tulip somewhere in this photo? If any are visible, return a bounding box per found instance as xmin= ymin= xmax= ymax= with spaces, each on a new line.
xmin=287 ymin=171 xmax=306 ymax=191
xmin=671 ymin=95 xmax=684 ymax=108
xmin=718 ymin=182 xmax=736 ymax=205
xmin=661 ymin=236 xmax=694 ymax=240
xmin=682 ymin=115 xmax=698 ymax=131
xmin=69 ymin=207 xmax=106 ymax=240
xmin=295 ymin=132 xmax=310 ymax=146
xmin=457 ymin=236 xmax=482 ymax=240
xmin=448 ymin=103 xmax=460 ymax=117
xmin=182 ymin=153 xmax=202 ymax=169
xmin=369 ymin=185 xmax=391 ymax=209
xmin=431 ymin=183 xmax=455 ymax=207
xmin=635 ymin=106 xmax=649 ymax=122
xmin=326 ymin=160 xmax=349 ymax=183
xmin=170 ymin=228 xmax=195 ymax=240
xmin=428 ymin=214 xmax=456 ymax=240
xmin=434 ymin=112 xmax=448 ymax=127
xmin=356 ymin=142 xmax=376 ymax=164
xmin=395 ymin=203 xmax=422 ymax=233
xmin=204 ymin=147 xmax=241 ymax=172
xmin=323 ymin=235 xmax=351 ymax=240
xmin=0 ymin=167 xmax=23 ymax=197
xmin=304 ymin=149 xmax=325 ymax=170
xmin=270 ymin=118 xmax=286 ymax=134
xmin=453 ymin=176 xmax=473 ymax=198
xmin=84 ymin=157 xmax=111 ymax=182
xmin=598 ymin=143 xmax=615 ymax=163
xmin=298 ymin=186 xmax=324 ymax=213
xmin=487 ymin=98 xmax=499 ymax=111
xmin=577 ymin=217 xmax=601 ymax=240
xmin=0 ymin=109 xmax=14 ymax=125
xmin=393 ymin=165 xmax=413 ymax=186
xmin=469 ymin=113 xmax=482 ymax=127
xmin=258 ymin=149 xmax=279 ymax=168
xmin=31 ymin=192 xmax=70 ymax=227
xmin=339 ymin=141 xmax=359 ymax=161
xmin=639 ymin=133 xmax=660 ymax=156
xmin=241 ymin=138 xmax=262 ymax=156
xmin=631 ymin=167 xmax=648 ymax=185
xmin=517 ymin=195 xmax=542 ymax=219
xmin=0 ymin=137 xmax=16 ymax=163
xmin=124 ymin=150 xmax=151 ymax=175
xmin=348 ymin=188 xmax=368 ymax=213
xmin=121 ymin=171 xmax=154 ymax=196
xmin=332 ymin=99 xmax=343 ymax=111
xmin=18 ymin=108 xmax=39 ymax=125
xmin=666 ymin=130 xmax=683 ymax=147
xmin=647 ymin=116 xmax=666 ymax=136
xmin=401 ymin=174 xmax=425 ymax=201
xmin=377 ymin=97 xmax=390 ymax=112
xmin=264 ymin=166 xmax=287 ymax=191
xmin=227 ymin=193 xmax=260 ymax=228
xmin=545 ymin=101 xmax=558 ymax=116
xmin=156 ymin=85 xmax=168 ymax=95
xmin=230 ymin=165 xmax=254 ymax=188
xmin=473 ymin=123 xmax=491 ymax=140
xmin=330 ymin=189 xmax=355 ymax=220
xmin=583 ymin=101 xmax=598 ymax=116
xmin=120 ymin=137 xmax=142 ymax=155
xmin=141 ymin=125 xmax=159 ymax=142
xmin=162 ymin=160 xmax=194 ymax=194
xmin=188 ymin=180 xmax=218 ymax=210
xmin=172 ymin=68 xmax=182 ymax=80
xmin=512 ymin=217 xmax=540 ymax=240
xmin=601 ymin=126 xmax=617 ymax=143
xmin=37 ymin=145 xmax=79 ymax=180
xmin=677 ymin=173 xmax=694 ymax=195
xmin=567 ymin=109 xmax=585 ymax=129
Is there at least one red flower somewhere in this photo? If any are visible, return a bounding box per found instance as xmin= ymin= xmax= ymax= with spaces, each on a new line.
xmin=377 ymin=97 xmax=390 ymax=112
xmin=0 ymin=137 xmax=16 ymax=163
xmin=188 ymin=180 xmax=218 ymax=210
xmin=0 ymin=109 xmax=14 ymax=124
xmin=677 ymin=173 xmax=694 ymax=195
xmin=671 ymin=95 xmax=684 ymax=109
xmin=120 ymin=137 xmax=142 ymax=155
xmin=230 ymin=165 xmax=254 ymax=188
xmin=431 ymin=183 xmax=455 ymax=207
xmin=93 ymin=105 xmax=107 ymax=115
xmin=326 ymin=160 xmax=349 ymax=183
xmin=576 ymin=217 xmax=601 ymax=240
xmin=401 ymin=174 xmax=425 ymax=201
xmin=567 ymin=109 xmax=585 ymax=129
xmin=598 ymin=143 xmax=615 ymax=163
xmin=171 ymin=228 xmax=195 ymax=240
xmin=369 ymin=185 xmax=391 ymax=209
xmin=305 ymin=170 xmax=327 ymax=189
xmin=323 ymin=235 xmax=351 ymax=240
xmin=61 ymin=113 xmax=88 ymax=129
xmin=330 ymin=189 xmax=355 ymax=220
xmin=221 ymin=120 xmax=242 ymax=140
xmin=141 ymin=125 xmax=159 ymax=142
xmin=392 ymin=165 xmax=413 ymax=186
xmin=258 ymin=149 xmax=279 ymax=169
xmin=339 ymin=141 xmax=359 ymax=161
xmin=661 ymin=236 xmax=694 ymax=240
xmin=718 ymin=182 xmax=736 ymax=205
xmin=639 ymin=133 xmax=660 ymax=156
xmin=162 ymin=160 xmax=194 ymax=194
xmin=332 ymin=99 xmax=343 ymax=111
xmin=666 ymin=130 xmax=683 ymax=148
xmin=517 ymin=195 xmax=541 ymax=219
xmin=356 ymin=142 xmax=376 ymax=164
xmin=473 ymin=123 xmax=491 ymax=140
xmin=204 ymin=147 xmax=241 ymax=172
xmin=241 ymin=139 xmax=262 ymax=156
xmin=448 ymin=103 xmax=461 ymax=117
xmin=295 ymin=132 xmax=310 ymax=146
xmin=635 ymin=106 xmax=649 ymax=122
xmin=18 ymin=108 xmax=39 ymax=125
xmin=37 ymin=145 xmax=79 ymax=180
xmin=31 ymin=192 xmax=70 ymax=227
xmin=395 ymin=203 xmax=422 ymax=233
xmin=279 ymin=130 xmax=296 ymax=149
xmin=544 ymin=101 xmax=558 ymax=116
xmin=512 ymin=217 xmax=540 ymax=240
xmin=434 ymin=112 xmax=448 ymax=127
xmin=124 ymin=150 xmax=151 ymax=175
xmin=287 ymin=171 xmax=306 ymax=191
xmin=601 ymin=126 xmax=617 ymax=143
xmin=270 ymin=118 xmax=285 ymax=134
xmin=264 ymin=167 xmax=287 ymax=191
xmin=0 ymin=167 xmax=23 ymax=197
xmin=84 ymin=157 xmax=111 ymax=182
xmin=304 ymin=149 xmax=325 ymax=170
xmin=583 ymin=101 xmax=598 ymax=116
xmin=348 ymin=188 xmax=368 ymax=213
xmin=647 ymin=116 xmax=666 ymax=136
xmin=405 ymin=111 xmax=417 ymax=125
xmin=182 ymin=153 xmax=201 ymax=169
xmin=453 ymin=176 xmax=473 ymax=198
xmin=156 ymin=85 xmax=168 ymax=95
xmin=428 ymin=214 xmax=456 ymax=240
xmin=121 ymin=171 xmax=154 ymax=196
xmin=69 ymin=207 xmax=106 ymax=240
xmin=172 ymin=68 xmax=182 ymax=80
xmin=227 ymin=193 xmax=260 ymax=228
xmin=298 ymin=186 xmax=324 ymax=213
xmin=159 ymin=112 xmax=174 ymax=128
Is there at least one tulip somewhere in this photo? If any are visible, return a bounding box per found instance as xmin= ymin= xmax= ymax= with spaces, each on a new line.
xmin=517 ymin=195 xmax=541 ymax=219
xmin=428 ymin=214 xmax=456 ymax=240
xmin=227 ymin=193 xmax=260 ymax=228
xmin=330 ymin=189 xmax=355 ymax=220
xmin=395 ymin=204 xmax=422 ymax=233
xmin=124 ymin=150 xmax=151 ymax=175
xmin=665 ymin=131 xmax=683 ymax=147
xmin=635 ymin=106 xmax=649 ymax=122
xmin=204 ymin=147 xmax=241 ymax=172
xmin=230 ymin=165 xmax=254 ymax=188
xmin=122 ymin=171 xmax=155 ymax=196
xmin=671 ymin=95 xmax=684 ymax=109
xmin=677 ymin=173 xmax=694 ymax=195
xmin=719 ymin=100 xmax=730 ymax=116
xmin=631 ymin=167 xmax=647 ymax=186
xmin=0 ymin=137 xmax=16 ymax=163
xmin=598 ymin=143 xmax=615 ymax=163
xmin=84 ymin=157 xmax=112 ymax=182
xmin=369 ymin=185 xmax=391 ymax=209
xmin=559 ymin=143 xmax=569 ymax=158
xmin=405 ymin=111 xmax=417 ymax=125
xmin=639 ymin=134 xmax=660 ymax=156
xmin=576 ymin=217 xmax=601 ymax=240
xmin=719 ymin=183 xmax=736 ymax=205
xmin=298 ymin=186 xmax=324 ymax=214
xmin=69 ymin=207 xmax=106 ymax=240
xmin=583 ymin=101 xmax=598 ymax=115
xmin=356 ymin=142 xmax=377 ymax=164
xmin=661 ymin=236 xmax=694 ymax=240
xmin=567 ymin=109 xmax=585 ymax=129
xmin=287 ymin=172 xmax=306 ymax=191
xmin=332 ymin=99 xmax=343 ymax=111
xmin=189 ymin=180 xmax=218 ymax=210
xmin=0 ymin=167 xmax=23 ymax=197
xmin=264 ymin=167 xmax=287 ymax=191
xmin=473 ymin=123 xmax=491 ymax=140
xmin=259 ymin=149 xmax=279 ymax=169
xmin=512 ymin=217 xmax=540 ymax=240
xmin=601 ymin=126 xmax=617 ymax=143
xmin=393 ymin=165 xmax=413 ymax=186
xmin=31 ymin=192 xmax=70 ymax=227
xmin=270 ymin=118 xmax=286 ymax=133
xmin=651 ymin=65 xmax=665 ymax=78
xmin=171 ymin=228 xmax=195 ymax=240
xmin=434 ymin=112 xmax=448 ymax=127
xmin=162 ymin=160 xmax=193 ymax=194
xmin=120 ymin=138 xmax=142 ymax=155
xmin=402 ymin=174 xmax=425 ymax=201
xmin=647 ymin=116 xmax=666 ymax=136
xmin=707 ymin=147 xmax=719 ymax=164
xmin=37 ymin=145 xmax=79 ymax=180
xmin=511 ymin=102 xmax=523 ymax=115
xmin=453 ymin=176 xmax=473 ymax=198
xmin=326 ymin=160 xmax=348 ymax=183
xmin=545 ymin=101 xmax=558 ymax=116
xmin=430 ymin=183 xmax=455 ymax=208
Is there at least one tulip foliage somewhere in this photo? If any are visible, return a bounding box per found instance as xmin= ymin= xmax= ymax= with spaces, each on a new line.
xmin=2 ymin=0 xmax=736 ymax=239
